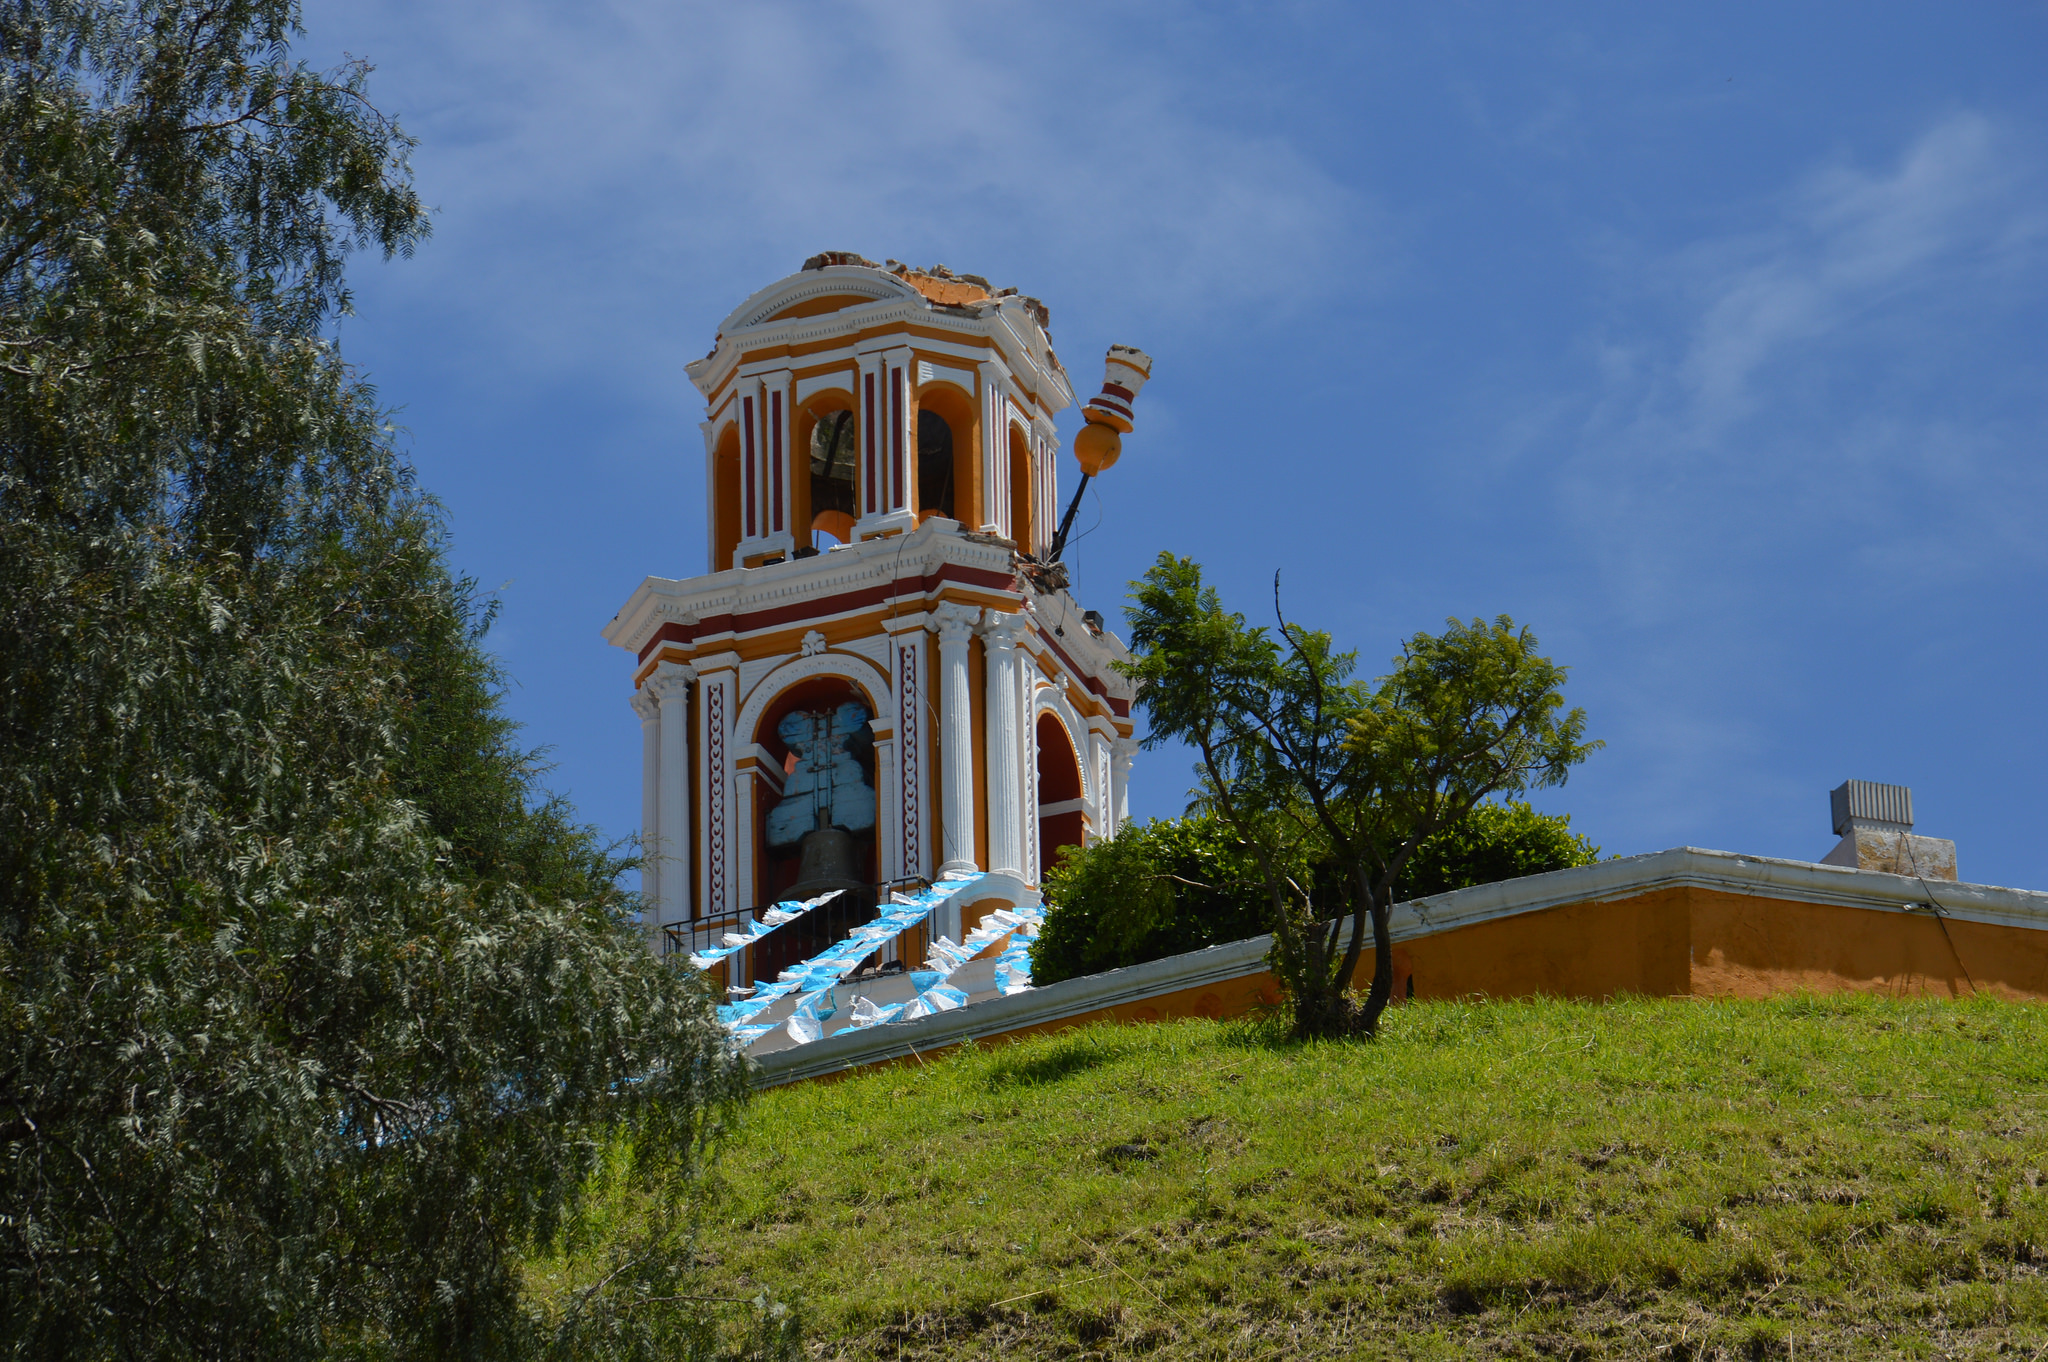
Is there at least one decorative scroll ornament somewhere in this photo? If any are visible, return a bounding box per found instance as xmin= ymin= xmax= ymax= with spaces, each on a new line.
xmin=646 ymin=660 xmax=695 ymax=702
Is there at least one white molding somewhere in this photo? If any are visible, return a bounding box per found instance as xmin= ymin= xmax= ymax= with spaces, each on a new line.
xmin=916 ymin=358 xmax=978 ymax=391
xmin=687 ymin=272 xmax=1076 ymax=419
xmin=837 ymin=632 xmax=893 ymax=672
xmin=795 ymin=370 xmax=855 ymax=407
xmin=730 ymin=650 xmax=895 ymax=747
xmin=716 ymin=266 xmax=915 ymax=335
xmin=736 ymin=652 xmax=792 ymax=708
xmin=1030 ymin=683 xmax=1094 ymax=808
xmin=603 ymin=519 xmax=1028 ymax=660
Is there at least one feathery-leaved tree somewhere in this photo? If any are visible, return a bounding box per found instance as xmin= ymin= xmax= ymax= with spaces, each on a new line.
xmin=1122 ymin=553 xmax=1599 ymax=1039
xmin=0 ymin=4 xmax=765 ymax=1357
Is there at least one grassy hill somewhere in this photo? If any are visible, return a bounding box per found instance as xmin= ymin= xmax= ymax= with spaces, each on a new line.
xmin=541 ymin=997 xmax=2048 ymax=1359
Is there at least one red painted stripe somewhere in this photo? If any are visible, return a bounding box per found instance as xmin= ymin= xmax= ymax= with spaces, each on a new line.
xmin=635 ymin=563 xmax=1019 ymax=663
xmin=863 ymin=371 xmax=877 ymax=513
xmin=770 ymin=391 xmax=784 ymax=533
xmin=742 ymin=395 xmax=757 ymax=536
xmin=890 ymin=368 xmax=904 ymax=509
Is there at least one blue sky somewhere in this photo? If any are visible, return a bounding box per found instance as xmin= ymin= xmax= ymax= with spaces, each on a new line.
xmin=299 ymin=2 xmax=2048 ymax=888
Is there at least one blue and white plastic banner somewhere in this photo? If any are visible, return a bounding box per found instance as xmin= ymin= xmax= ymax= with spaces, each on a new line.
xmin=686 ymin=887 xmax=849 ymax=971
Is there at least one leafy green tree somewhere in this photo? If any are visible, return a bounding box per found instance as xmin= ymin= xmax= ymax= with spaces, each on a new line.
xmin=1030 ymin=814 xmax=1269 ymax=986
xmin=1030 ymin=803 xmax=1597 ymax=987
xmin=1397 ymin=800 xmax=1599 ymax=900
xmin=1122 ymin=554 xmax=1599 ymax=1039
xmin=0 ymin=4 xmax=765 ymax=1357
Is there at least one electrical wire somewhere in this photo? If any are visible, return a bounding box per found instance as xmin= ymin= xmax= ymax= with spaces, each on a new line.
xmin=1892 ymin=827 xmax=1978 ymax=997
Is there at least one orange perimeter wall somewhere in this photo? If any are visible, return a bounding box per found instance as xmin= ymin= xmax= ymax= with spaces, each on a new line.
xmin=787 ymin=889 xmax=2048 ymax=1084
xmin=1029 ymin=887 xmax=2048 ymax=1040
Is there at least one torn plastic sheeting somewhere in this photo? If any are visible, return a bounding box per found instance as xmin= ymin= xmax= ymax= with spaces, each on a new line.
xmin=765 ymin=876 xmax=988 ymax=1045
xmin=707 ymin=874 xmax=982 ymax=1039
xmin=991 ymin=921 xmax=1041 ymax=997
xmin=686 ymin=887 xmax=848 ymax=970
xmin=922 ymin=902 xmax=1042 ymax=975
xmin=712 ymin=881 xmax=984 ymax=1029
xmin=842 ymin=972 xmax=967 ymax=1033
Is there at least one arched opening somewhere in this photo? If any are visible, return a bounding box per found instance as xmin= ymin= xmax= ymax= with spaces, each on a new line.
xmin=913 ymin=383 xmax=980 ymax=528
xmin=917 ymin=409 xmax=954 ymax=523
xmin=712 ymin=423 xmax=742 ymax=571
xmin=807 ymin=405 xmax=857 ymax=548
xmin=751 ymin=676 xmax=880 ymax=979
xmin=1036 ymin=710 xmax=1087 ymax=876
xmin=1007 ymin=422 xmax=1034 ymax=552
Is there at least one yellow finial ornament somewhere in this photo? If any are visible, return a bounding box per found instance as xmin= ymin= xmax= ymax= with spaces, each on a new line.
xmin=1050 ymin=345 xmax=1153 ymax=561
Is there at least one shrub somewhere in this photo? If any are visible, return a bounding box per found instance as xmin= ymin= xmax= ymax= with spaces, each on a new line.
xmin=1031 ymin=803 xmax=1597 ymax=985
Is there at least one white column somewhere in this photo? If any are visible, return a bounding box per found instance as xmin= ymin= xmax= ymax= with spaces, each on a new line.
xmin=632 ymin=689 xmax=661 ymax=911
xmin=1034 ymin=416 xmax=1059 ymax=558
xmin=733 ymin=767 xmax=757 ymax=913
xmin=698 ymin=417 xmax=720 ymax=574
xmin=889 ymin=348 xmax=915 ymax=514
xmin=978 ymin=361 xmax=1007 ymax=536
xmin=874 ymin=731 xmax=901 ymax=882
xmin=933 ymin=602 xmax=981 ymax=878
xmin=647 ymin=660 xmax=694 ymax=945
xmin=982 ymin=611 xmax=1026 ymax=876
xmin=1110 ymin=737 xmax=1136 ymax=838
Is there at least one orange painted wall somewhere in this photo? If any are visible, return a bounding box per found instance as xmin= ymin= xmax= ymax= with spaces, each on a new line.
xmin=1685 ymin=889 xmax=2048 ymax=1001
xmin=776 ymin=887 xmax=2048 ymax=1086
xmin=1003 ymin=888 xmax=2048 ymax=1042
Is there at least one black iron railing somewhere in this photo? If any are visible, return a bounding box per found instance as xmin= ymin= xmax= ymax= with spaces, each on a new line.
xmin=660 ymin=877 xmax=934 ymax=986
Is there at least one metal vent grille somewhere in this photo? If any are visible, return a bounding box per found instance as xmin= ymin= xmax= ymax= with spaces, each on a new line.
xmin=1831 ymin=780 xmax=1914 ymax=835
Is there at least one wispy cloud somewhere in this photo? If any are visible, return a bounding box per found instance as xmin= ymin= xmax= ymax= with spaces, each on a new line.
xmin=1552 ymin=112 xmax=2048 ymax=620
xmin=1487 ymin=113 xmax=2048 ymax=846
xmin=328 ymin=0 xmax=1374 ymax=394
xmin=1674 ymin=113 xmax=2040 ymax=433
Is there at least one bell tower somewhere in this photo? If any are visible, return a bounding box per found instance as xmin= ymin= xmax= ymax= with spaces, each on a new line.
xmin=603 ymin=253 xmax=1150 ymax=959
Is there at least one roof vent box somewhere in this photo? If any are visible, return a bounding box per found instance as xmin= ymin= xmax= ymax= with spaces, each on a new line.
xmin=1820 ymin=780 xmax=1956 ymax=881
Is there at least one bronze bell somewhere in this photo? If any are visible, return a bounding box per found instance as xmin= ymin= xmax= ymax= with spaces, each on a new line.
xmin=784 ymin=826 xmax=877 ymax=914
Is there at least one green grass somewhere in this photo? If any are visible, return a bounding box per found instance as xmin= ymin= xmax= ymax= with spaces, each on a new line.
xmin=560 ymin=996 xmax=2048 ymax=1358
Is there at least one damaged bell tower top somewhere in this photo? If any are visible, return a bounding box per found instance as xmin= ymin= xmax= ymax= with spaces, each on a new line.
xmin=602 ymin=253 xmax=1151 ymax=956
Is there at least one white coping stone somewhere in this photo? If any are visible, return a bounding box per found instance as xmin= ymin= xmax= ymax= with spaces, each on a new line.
xmin=748 ymin=846 xmax=2048 ymax=1089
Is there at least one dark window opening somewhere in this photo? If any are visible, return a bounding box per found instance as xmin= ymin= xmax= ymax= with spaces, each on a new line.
xmin=918 ymin=409 xmax=955 ymax=520
xmin=809 ymin=410 xmax=858 ymax=545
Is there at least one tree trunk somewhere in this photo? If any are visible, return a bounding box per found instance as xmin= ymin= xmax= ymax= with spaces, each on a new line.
xmin=1359 ymin=891 xmax=1395 ymax=1036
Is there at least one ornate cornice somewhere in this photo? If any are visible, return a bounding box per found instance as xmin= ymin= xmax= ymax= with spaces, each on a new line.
xmin=603 ymin=521 xmax=1024 ymax=658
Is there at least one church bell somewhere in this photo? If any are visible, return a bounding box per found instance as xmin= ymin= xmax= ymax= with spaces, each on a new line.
xmin=785 ymin=825 xmax=877 ymax=914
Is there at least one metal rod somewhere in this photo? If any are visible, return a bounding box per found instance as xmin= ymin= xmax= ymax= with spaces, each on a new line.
xmin=1047 ymin=471 xmax=1092 ymax=564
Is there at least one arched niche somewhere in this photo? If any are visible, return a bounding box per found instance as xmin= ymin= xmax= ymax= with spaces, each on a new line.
xmin=734 ymin=653 xmax=893 ymax=943
xmin=1035 ymin=708 xmax=1088 ymax=877
xmin=912 ymin=381 xmax=979 ymax=528
xmin=794 ymin=391 xmax=857 ymax=550
xmin=1007 ymin=420 xmax=1034 ymax=551
xmin=711 ymin=421 xmax=742 ymax=571
xmin=751 ymin=674 xmax=878 ymax=907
